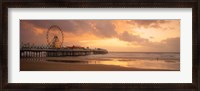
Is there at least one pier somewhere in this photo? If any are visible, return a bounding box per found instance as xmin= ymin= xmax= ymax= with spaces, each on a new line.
xmin=20 ymin=48 xmax=108 ymax=57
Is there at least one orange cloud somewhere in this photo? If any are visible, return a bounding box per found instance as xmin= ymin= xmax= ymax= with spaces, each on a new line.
xmin=33 ymin=27 xmax=46 ymax=35
xmin=20 ymin=20 xmax=180 ymax=52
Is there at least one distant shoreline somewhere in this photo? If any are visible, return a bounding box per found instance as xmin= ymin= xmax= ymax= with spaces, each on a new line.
xmin=108 ymin=51 xmax=180 ymax=53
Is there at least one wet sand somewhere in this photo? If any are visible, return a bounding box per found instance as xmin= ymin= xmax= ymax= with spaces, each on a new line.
xmin=20 ymin=59 xmax=179 ymax=71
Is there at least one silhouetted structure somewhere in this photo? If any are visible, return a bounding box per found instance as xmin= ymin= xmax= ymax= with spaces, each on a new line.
xmin=20 ymin=46 xmax=108 ymax=57
xmin=20 ymin=25 xmax=108 ymax=57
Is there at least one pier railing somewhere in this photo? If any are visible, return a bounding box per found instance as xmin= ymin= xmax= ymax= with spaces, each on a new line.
xmin=20 ymin=48 xmax=108 ymax=57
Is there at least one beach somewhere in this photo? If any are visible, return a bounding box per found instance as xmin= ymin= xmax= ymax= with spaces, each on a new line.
xmin=20 ymin=58 xmax=178 ymax=71
xmin=20 ymin=60 xmax=149 ymax=71
xmin=20 ymin=52 xmax=180 ymax=71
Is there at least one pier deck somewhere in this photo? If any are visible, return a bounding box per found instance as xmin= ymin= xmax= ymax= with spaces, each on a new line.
xmin=20 ymin=48 xmax=108 ymax=57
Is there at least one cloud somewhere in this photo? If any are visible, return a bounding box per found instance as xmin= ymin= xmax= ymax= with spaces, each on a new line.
xmin=149 ymin=36 xmax=154 ymax=39
xmin=21 ymin=20 xmax=117 ymax=38
xmin=21 ymin=20 xmax=176 ymax=39
xmin=118 ymin=31 xmax=149 ymax=45
xmin=91 ymin=20 xmax=117 ymax=38
xmin=20 ymin=21 xmax=47 ymax=45
xmin=20 ymin=20 xmax=180 ymax=52
xmin=21 ymin=20 xmax=91 ymax=33
xmin=118 ymin=31 xmax=180 ymax=52
xmin=160 ymin=37 xmax=180 ymax=52
xmin=127 ymin=20 xmax=170 ymax=29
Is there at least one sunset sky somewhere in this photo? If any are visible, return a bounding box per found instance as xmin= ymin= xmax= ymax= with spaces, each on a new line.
xmin=20 ymin=20 xmax=180 ymax=52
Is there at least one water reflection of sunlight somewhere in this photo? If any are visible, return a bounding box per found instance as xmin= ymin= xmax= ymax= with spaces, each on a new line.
xmin=88 ymin=58 xmax=179 ymax=70
xmin=96 ymin=60 xmax=129 ymax=67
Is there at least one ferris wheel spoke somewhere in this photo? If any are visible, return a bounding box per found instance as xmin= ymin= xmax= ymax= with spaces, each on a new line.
xmin=47 ymin=25 xmax=64 ymax=48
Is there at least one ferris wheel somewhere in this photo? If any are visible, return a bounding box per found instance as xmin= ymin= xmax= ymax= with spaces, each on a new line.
xmin=46 ymin=25 xmax=64 ymax=48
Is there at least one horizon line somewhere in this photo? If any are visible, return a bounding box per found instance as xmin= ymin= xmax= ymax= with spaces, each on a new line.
xmin=109 ymin=51 xmax=180 ymax=53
